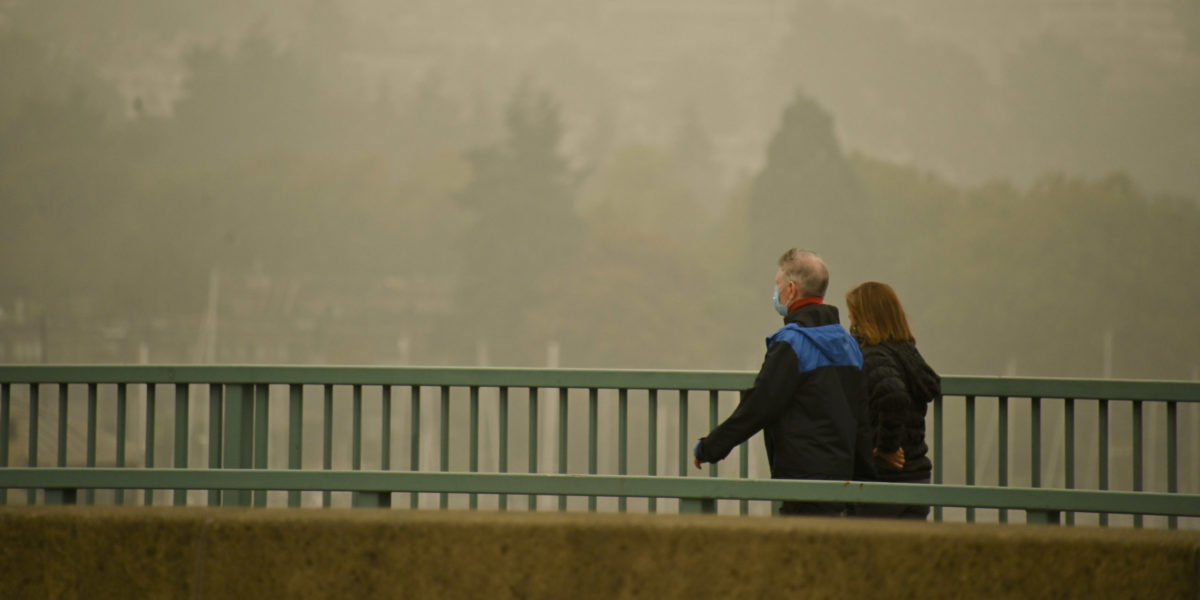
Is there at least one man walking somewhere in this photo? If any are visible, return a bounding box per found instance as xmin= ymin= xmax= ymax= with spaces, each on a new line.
xmin=693 ymin=248 xmax=873 ymax=516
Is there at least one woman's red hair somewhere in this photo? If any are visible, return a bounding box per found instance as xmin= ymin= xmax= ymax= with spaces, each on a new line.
xmin=845 ymin=281 xmax=915 ymax=346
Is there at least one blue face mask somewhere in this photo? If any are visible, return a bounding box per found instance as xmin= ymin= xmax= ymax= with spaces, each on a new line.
xmin=772 ymin=284 xmax=788 ymax=317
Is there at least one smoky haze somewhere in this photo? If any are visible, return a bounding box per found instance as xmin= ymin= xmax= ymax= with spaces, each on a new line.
xmin=1 ymin=0 xmax=1199 ymax=381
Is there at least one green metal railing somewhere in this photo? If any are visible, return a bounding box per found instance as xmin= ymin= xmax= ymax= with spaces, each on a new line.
xmin=0 ymin=366 xmax=1196 ymax=527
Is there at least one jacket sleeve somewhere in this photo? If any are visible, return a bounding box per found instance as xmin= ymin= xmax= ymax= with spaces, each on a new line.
xmin=695 ymin=341 xmax=800 ymax=463
xmin=862 ymin=347 xmax=910 ymax=453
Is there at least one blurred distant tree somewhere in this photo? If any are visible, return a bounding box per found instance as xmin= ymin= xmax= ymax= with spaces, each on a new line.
xmin=169 ymin=33 xmax=333 ymax=164
xmin=580 ymin=143 xmax=708 ymax=245
xmin=3 ymin=0 xmax=293 ymax=64
xmin=743 ymin=92 xmax=863 ymax=286
xmin=453 ymin=84 xmax=583 ymax=360
xmin=672 ymin=107 xmax=724 ymax=213
xmin=777 ymin=0 xmax=995 ymax=183
xmin=520 ymin=230 xmax=725 ymax=369
xmin=0 ymin=31 xmax=135 ymax=306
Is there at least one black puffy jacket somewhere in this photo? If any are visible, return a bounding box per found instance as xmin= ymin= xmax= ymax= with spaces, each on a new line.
xmin=861 ymin=340 xmax=940 ymax=482
xmin=695 ymin=303 xmax=873 ymax=482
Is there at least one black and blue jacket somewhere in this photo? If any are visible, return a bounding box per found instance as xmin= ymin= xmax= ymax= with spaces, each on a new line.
xmin=695 ymin=303 xmax=874 ymax=481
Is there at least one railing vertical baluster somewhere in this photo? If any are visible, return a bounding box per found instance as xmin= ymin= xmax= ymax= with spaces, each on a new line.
xmin=352 ymin=385 xmax=363 ymax=472
xmin=1031 ymin=397 xmax=1041 ymax=492
xmin=173 ymin=384 xmax=189 ymax=506
xmin=439 ymin=386 xmax=449 ymax=510
xmin=86 ymin=384 xmax=97 ymax=505
xmin=932 ymin=394 xmax=943 ymax=522
xmin=678 ymin=390 xmax=688 ymax=481
xmin=1167 ymin=401 xmax=1177 ymax=529
xmin=648 ymin=390 xmax=658 ymax=513
xmin=499 ymin=387 xmax=509 ymax=510
xmin=965 ymin=395 xmax=975 ymax=522
xmin=410 ymin=386 xmax=420 ymax=509
xmin=28 ymin=384 xmax=39 ymax=503
xmin=588 ymin=388 xmax=597 ymax=512
xmin=0 ymin=382 xmax=8 ymax=505
xmin=1132 ymin=400 xmax=1143 ymax=528
xmin=207 ymin=385 xmax=223 ymax=507
xmin=558 ymin=388 xmax=568 ymax=512
xmin=617 ymin=388 xmax=627 ymax=513
xmin=115 ymin=384 xmax=126 ymax=505
xmin=144 ymin=384 xmax=156 ymax=506
xmin=1098 ymin=398 xmax=1109 ymax=526
xmin=381 ymin=385 xmax=392 ymax=473
xmin=253 ymin=384 xmax=268 ymax=508
xmin=57 ymin=384 xmax=67 ymax=468
xmin=287 ymin=384 xmax=303 ymax=508
xmin=998 ymin=396 xmax=1008 ymax=523
xmin=528 ymin=387 xmax=539 ymax=511
xmin=1064 ymin=398 xmax=1075 ymax=525
xmin=738 ymin=441 xmax=749 ymax=516
xmin=222 ymin=384 xmax=254 ymax=507
xmin=469 ymin=386 xmax=479 ymax=510
xmin=322 ymin=385 xmax=333 ymax=508
xmin=708 ymin=391 xmax=718 ymax=479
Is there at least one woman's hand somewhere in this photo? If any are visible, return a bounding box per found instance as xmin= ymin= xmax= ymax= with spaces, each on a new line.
xmin=873 ymin=447 xmax=905 ymax=469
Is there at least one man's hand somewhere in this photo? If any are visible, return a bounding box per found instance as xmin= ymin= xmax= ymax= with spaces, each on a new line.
xmin=873 ymin=447 xmax=905 ymax=469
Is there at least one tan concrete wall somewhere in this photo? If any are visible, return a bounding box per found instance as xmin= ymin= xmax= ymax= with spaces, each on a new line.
xmin=0 ymin=507 xmax=1196 ymax=599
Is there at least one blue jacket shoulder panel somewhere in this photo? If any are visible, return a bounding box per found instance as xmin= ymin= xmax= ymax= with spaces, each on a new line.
xmin=766 ymin=323 xmax=863 ymax=373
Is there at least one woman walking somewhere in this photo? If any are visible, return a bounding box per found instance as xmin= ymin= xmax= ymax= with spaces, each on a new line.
xmin=846 ymin=281 xmax=940 ymax=519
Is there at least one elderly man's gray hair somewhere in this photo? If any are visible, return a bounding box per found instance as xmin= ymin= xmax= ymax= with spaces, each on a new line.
xmin=777 ymin=248 xmax=830 ymax=298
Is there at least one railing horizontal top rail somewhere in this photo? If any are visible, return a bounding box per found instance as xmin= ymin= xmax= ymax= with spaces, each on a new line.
xmin=3 ymin=469 xmax=1197 ymax=518
xmin=1 ymin=365 xmax=1197 ymax=401
xmin=941 ymin=376 xmax=1200 ymax=402
xmin=0 ymin=365 xmax=752 ymax=390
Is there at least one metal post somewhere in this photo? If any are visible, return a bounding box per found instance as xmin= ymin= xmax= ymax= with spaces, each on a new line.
xmin=649 ymin=390 xmax=658 ymax=513
xmin=528 ymin=387 xmax=539 ymax=511
xmin=85 ymin=384 xmax=97 ymax=505
xmin=469 ymin=386 xmax=478 ymax=510
xmin=323 ymin=385 xmax=333 ymax=508
xmin=1132 ymin=400 xmax=1143 ymax=528
xmin=965 ymin=395 xmax=975 ymax=522
xmin=557 ymin=388 xmax=567 ymax=511
xmin=588 ymin=388 xmax=597 ymax=512
xmin=1099 ymin=398 xmax=1109 ymax=526
xmin=439 ymin=386 xmax=449 ymax=510
xmin=173 ymin=384 xmax=189 ymax=506
xmin=499 ymin=387 xmax=509 ymax=510
xmin=56 ymin=384 xmax=67 ymax=468
xmin=288 ymin=384 xmax=303 ymax=508
xmin=253 ymin=384 xmax=268 ymax=507
xmin=222 ymin=384 xmax=253 ymax=507
xmin=1064 ymin=398 xmax=1075 ymax=525
xmin=115 ymin=384 xmax=126 ymax=505
xmin=144 ymin=384 xmax=155 ymax=506
xmin=411 ymin=386 xmax=421 ymax=509
xmin=0 ymin=383 xmax=8 ymax=505
xmin=932 ymin=394 xmax=943 ymax=522
xmin=1167 ymin=401 xmax=1177 ymax=529
xmin=998 ymin=396 xmax=1008 ymax=523
xmin=618 ymin=388 xmax=627 ymax=513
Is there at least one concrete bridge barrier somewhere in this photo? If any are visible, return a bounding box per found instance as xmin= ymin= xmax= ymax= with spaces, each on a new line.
xmin=1 ymin=507 xmax=1196 ymax=599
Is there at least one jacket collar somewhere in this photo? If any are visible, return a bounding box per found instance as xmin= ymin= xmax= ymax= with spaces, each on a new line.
xmin=785 ymin=301 xmax=841 ymax=328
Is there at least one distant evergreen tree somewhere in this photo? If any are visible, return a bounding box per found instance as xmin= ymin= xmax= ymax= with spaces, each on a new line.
xmin=744 ymin=92 xmax=862 ymax=288
xmin=454 ymin=84 xmax=582 ymax=360
xmin=672 ymin=106 xmax=723 ymax=214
